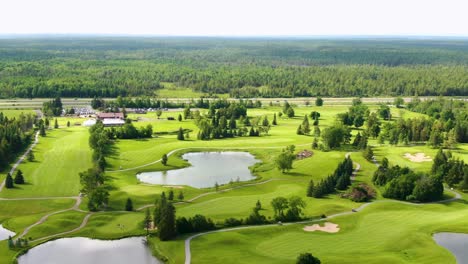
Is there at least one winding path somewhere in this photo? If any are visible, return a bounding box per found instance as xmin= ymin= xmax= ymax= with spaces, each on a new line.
xmin=17 ymin=196 xmax=82 ymax=239
xmin=183 ymin=153 xmax=463 ymax=264
xmin=108 ymin=143 xmax=312 ymax=173
xmin=136 ymin=178 xmax=293 ymax=211
xmin=1 ymin=142 xmax=463 ymax=263
xmin=31 ymin=212 xmax=93 ymax=243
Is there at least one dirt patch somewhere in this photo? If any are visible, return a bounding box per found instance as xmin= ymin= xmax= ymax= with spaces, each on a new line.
xmin=404 ymin=153 xmax=432 ymax=162
xmin=303 ymin=222 xmax=340 ymax=233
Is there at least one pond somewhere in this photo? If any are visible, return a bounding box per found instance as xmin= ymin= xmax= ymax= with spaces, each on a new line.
xmin=0 ymin=224 xmax=15 ymax=241
xmin=18 ymin=237 xmax=161 ymax=264
xmin=137 ymin=151 xmax=260 ymax=188
xmin=433 ymin=232 xmax=468 ymax=264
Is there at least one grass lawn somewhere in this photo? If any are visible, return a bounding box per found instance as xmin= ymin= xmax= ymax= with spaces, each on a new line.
xmin=0 ymin=199 xmax=75 ymax=223
xmin=0 ymin=126 xmax=93 ymax=198
xmin=0 ymin=109 xmax=35 ymax=118
xmin=24 ymin=211 xmax=87 ymax=241
xmin=156 ymin=83 xmax=229 ymax=98
xmin=0 ymin=102 xmax=466 ymax=264
xmin=189 ymin=201 xmax=468 ymax=264
xmin=73 ymin=212 xmax=147 ymax=239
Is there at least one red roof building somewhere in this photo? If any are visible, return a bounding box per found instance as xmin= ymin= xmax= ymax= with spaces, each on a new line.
xmin=96 ymin=112 xmax=124 ymax=120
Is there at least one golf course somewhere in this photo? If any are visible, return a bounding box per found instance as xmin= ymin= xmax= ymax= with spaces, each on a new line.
xmin=0 ymin=96 xmax=467 ymax=264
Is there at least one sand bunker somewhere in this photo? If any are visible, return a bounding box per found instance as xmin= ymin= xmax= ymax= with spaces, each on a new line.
xmin=404 ymin=153 xmax=432 ymax=162
xmin=303 ymin=222 xmax=340 ymax=233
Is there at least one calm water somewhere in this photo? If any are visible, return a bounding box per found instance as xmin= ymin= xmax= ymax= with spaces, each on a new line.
xmin=0 ymin=224 xmax=15 ymax=241
xmin=137 ymin=151 xmax=259 ymax=188
xmin=433 ymin=232 xmax=468 ymax=264
xmin=18 ymin=237 xmax=161 ymax=264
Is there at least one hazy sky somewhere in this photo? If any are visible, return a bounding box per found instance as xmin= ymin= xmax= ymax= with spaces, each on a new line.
xmin=1 ymin=0 xmax=467 ymax=36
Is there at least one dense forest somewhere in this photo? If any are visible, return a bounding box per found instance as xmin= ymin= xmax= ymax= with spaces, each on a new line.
xmin=0 ymin=113 xmax=35 ymax=170
xmin=0 ymin=37 xmax=468 ymax=98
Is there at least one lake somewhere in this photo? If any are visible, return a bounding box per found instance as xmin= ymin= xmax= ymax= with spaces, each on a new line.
xmin=137 ymin=151 xmax=259 ymax=188
xmin=0 ymin=224 xmax=15 ymax=241
xmin=433 ymin=232 xmax=468 ymax=264
xmin=18 ymin=237 xmax=161 ymax=264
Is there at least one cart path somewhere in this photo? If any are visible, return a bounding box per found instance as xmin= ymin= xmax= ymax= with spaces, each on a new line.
xmin=108 ymin=143 xmax=312 ymax=173
xmin=17 ymin=196 xmax=83 ymax=239
xmin=31 ymin=213 xmax=93 ymax=243
xmin=184 ymin=188 xmax=462 ymax=264
xmin=135 ymin=178 xmax=294 ymax=211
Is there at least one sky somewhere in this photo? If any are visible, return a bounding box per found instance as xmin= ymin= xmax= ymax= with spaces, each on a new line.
xmin=1 ymin=0 xmax=467 ymax=36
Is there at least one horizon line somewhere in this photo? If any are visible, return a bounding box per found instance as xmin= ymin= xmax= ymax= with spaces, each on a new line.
xmin=1 ymin=33 xmax=468 ymax=39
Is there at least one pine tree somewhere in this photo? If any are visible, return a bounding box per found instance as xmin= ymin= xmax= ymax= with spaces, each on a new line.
xmin=358 ymin=134 xmax=368 ymax=150
xmin=39 ymin=123 xmax=46 ymax=137
xmin=67 ymin=121 xmax=70 ymax=127
xmin=27 ymin=151 xmax=35 ymax=162
xmin=168 ymin=189 xmax=174 ymax=201
xmin=229 ymin=115 xmax=237 ymax=129
xmin=335 ymin=175 xmax=348 ymax=190
xmin=144 ymin=208 xmax=152 ymax=235
xmin=158 ymin=203 xmax=176 ymax=241
xmin=286 ymin=107 xmax=295 ymax=118
xmin=14 ymin=170 xmax=25 ymax=184
xmin=125 ymin=198 xmax=133 ymax=211
xmin=302 ymin=115 xmax=311 ymax=135
xmin=307 ymin=180 xmax=315 ymax=197
xmin=177 ymin=127 xmax=185 ymax=140
xmin=432 ymin=149 xmax=448 ymax=174
xmin=5 ymin=173 xmax=14 ymax=188
xmin=297 ymin=125 xmax=303 ymax=135
xmin=154 ymin=192 xmax=167 ymax=225
xmin=255 ymin=200 xmax=262 ymax=212
xmin=352 ymin=132 xmax=362 ymax=147
xmin=178 ymin=191 xmax=184 ymax=200
xmin=313 ymin=126 xmax=321 ymax=137
xmin=363 ymin=146 xmax=374 ymax=161
xmin=161 ymin=154 xmax=168 ymax=166
xmin=54 ymin=118 xmax=59 ymax=129
xmin=178 ymin=114 xmax=182 ymax=122
xmin=272 ymin=113 xmax=277 ymax=125
xmin=8 ymin=236 xmax=14 ymax=249
xmin=312 ymin=137 xmax=319 ymax=149
xmin=262 ymin=116 xmax=269 ymax=127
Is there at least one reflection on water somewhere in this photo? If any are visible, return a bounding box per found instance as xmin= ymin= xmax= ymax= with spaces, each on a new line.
xmin=0 ymin=224 xmax=15 ymax=241
xmin=137 ymin=151 xmax=259 ymax=188
xmin=18 ymin=237 xmax=161 ymax=264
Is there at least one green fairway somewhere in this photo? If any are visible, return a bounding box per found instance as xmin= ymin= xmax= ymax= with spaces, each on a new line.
xmin=0 ymin=101 xmax=466 ymax=264
xmin=189 ymin=201 xmax=468 ymax=264
xmin=0 ymin=127 xmax=92 ymax=198
xmin=0 ymin=199 xmax=75 ymax=223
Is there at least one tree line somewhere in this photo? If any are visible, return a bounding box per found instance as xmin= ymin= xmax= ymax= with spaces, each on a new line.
xmin=0 ymin=112 xmax=35 ymax=171
xmin=373 ymin=158 xmax=444 ymax=202
xmin=307 ymin=157 xmax=354 ymax=198
xmin=80 ymin=121 xmax=111 ymax=211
